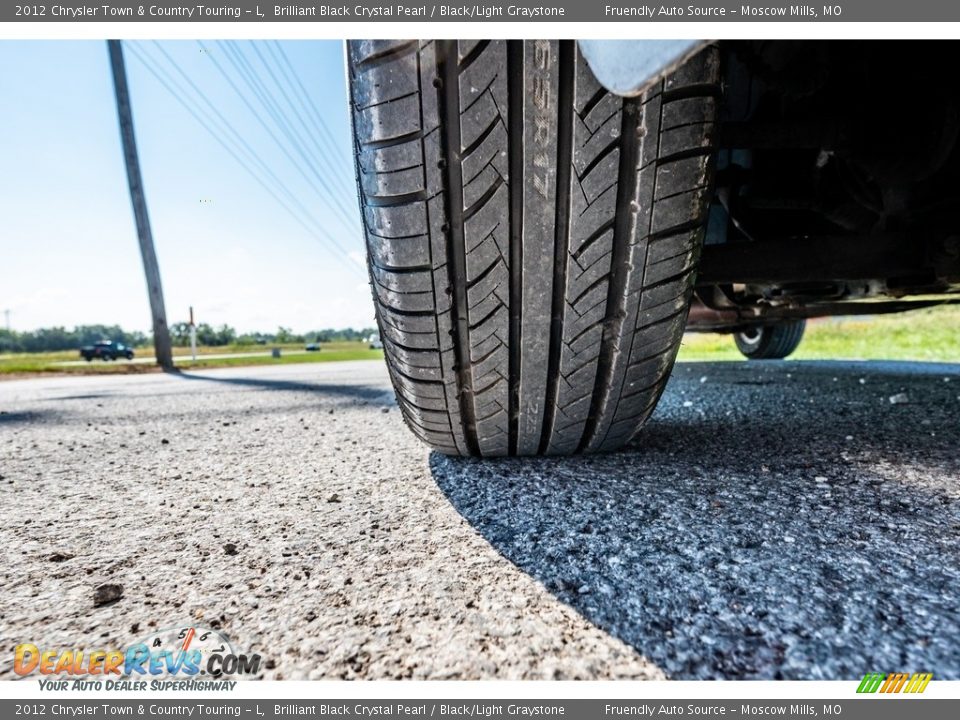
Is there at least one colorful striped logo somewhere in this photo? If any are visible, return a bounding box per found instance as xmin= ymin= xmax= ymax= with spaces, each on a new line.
xmin=857 ymin=672 xmax=933 ymax=694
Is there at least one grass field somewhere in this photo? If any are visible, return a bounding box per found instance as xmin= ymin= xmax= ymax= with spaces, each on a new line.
xmin=677 ymin=305 xmax=960 ymax=362
xmin=1 ymin=306 xmax=957 ymax=378
xmin=0 ymin=341 xmax=383 ymax=377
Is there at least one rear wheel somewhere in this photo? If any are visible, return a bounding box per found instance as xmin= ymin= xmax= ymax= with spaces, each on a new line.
xmin=349 ymin=40 xmax=720 ymax=456
xmin=734 ymin=320 xmax=806 ymax=360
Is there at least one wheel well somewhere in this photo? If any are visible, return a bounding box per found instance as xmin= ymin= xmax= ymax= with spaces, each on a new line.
xmin=690 ymin=41 xmax=960 ymax=331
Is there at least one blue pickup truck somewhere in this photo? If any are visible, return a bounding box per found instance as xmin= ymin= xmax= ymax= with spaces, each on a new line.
xmin=79 ymin=340 xmax=135 ymax=362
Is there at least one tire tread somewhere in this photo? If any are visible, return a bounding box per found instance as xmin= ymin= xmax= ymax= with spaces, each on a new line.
xmin=349 ymin=40 xmax=720 ymax=456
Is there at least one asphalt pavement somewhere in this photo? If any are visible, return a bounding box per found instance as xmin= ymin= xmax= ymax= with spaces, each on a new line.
xmin=1 ymin=358 xmax=957 ymax=680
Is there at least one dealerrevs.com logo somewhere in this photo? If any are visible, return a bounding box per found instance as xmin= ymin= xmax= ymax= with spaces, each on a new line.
xmin=15 ymin=626 xmax=262 ymax=690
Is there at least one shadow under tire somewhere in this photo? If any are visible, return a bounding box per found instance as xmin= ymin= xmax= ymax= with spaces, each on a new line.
xmin=734 ymin=320 xmax=806 ymax=360
xmin=349 ymin=40 xmax=720 ymax=456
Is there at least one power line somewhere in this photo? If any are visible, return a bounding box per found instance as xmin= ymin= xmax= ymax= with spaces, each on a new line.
xmin=224 ymin=41 xmax=360 ymax=236
xmin=253 ymin=41 xmax=356 ymax=200
xmin=124 ymin=42 xmax=365 ymax=278
xmin=131 ymin=43 xmax=322 ymax=236
xmin=233 ymin=41 xmax=362 ymax=233
xmin=209 ymin=40 xmax=360 ymax=235
xmin=270 ymin=41 xmax=356 ymax=192
xmin=133 ymin=43 xmax=364 ymax=276
xmin=196 ymin=39 xmax=356 ymax=237
xmin=147 ymin=41 xmax=327 ymax=229
xmin=228 ymin=40 xmax=360 ymax=232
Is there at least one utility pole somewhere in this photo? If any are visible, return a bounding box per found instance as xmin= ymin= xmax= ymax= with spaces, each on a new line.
xmin=3 ymin=309 xmax=9 ymax=332
xmin=107 ymin=40 xmax=174 ymax=371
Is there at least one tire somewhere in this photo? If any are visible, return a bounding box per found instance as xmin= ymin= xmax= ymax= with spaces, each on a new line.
xmin=349 ymin=40 xmax=720 ymax=456
xmin=734 ymin=320 xmax=806 ymax=360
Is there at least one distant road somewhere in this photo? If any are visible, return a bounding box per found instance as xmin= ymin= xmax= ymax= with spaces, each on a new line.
xmin=52 ymin=350 xmax=313 ymax=367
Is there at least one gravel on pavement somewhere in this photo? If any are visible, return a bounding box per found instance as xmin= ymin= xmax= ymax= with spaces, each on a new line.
xmin=1 ymin=358 xmax=957 ymax=680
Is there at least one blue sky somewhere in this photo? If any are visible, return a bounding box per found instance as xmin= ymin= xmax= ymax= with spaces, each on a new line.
xmin=0 ymin=40 xmax=373 ymax=334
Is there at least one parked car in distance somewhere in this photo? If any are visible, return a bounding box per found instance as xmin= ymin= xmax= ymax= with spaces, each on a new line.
xmin=367 ymin=334 xmax=383 ymax=350
xmin=305 ymin=342 xmax=322 ymax=352
xmin=79 ymin=341 xmax=135 ymax=362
